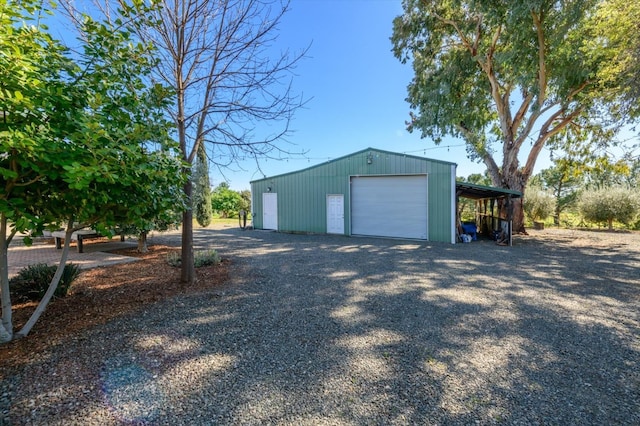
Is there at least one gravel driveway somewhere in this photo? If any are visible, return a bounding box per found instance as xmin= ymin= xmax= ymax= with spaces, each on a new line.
xmin=2 ymin=227 xmax=639 ymax=425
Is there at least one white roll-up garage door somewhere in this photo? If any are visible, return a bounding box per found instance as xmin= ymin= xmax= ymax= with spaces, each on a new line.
xmin=351 ymin=175 xmax=428 ymax=239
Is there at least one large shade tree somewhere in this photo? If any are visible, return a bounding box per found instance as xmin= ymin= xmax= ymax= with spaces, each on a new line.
xmin=392 ymin=0 xmax=639 ymax=232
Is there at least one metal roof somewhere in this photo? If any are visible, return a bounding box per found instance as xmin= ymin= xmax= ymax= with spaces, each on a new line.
xmin=456 ymin=182 xmax=522 ymax=200
xmin=250 ymin=147 xmax=457 ymax=183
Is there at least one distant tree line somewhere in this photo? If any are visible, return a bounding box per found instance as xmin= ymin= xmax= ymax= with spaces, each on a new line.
xmin=194 ymin=182 xmax=251 ymax=226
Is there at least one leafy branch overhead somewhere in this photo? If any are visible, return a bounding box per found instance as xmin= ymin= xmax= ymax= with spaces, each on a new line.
xmin=1 ymin=0 xmax=186 ymax=342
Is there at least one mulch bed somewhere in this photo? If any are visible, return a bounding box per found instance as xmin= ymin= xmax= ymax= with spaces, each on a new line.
xmin=0 ymin=245 xmax=230 ymax=373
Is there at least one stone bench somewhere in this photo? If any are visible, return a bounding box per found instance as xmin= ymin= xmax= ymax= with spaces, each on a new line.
xmin=52 ymin=230 xmax=124 ymax=253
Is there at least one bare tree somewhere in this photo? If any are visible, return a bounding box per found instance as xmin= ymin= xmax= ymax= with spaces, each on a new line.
xmin=129 ymin=0 xmax=307 ymax=284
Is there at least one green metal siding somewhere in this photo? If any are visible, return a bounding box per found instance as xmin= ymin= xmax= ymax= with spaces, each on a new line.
xmin=426 ymin=161 xmax=455 ymax=243
xmin=251 ymin=148 xmax=456 ymax=243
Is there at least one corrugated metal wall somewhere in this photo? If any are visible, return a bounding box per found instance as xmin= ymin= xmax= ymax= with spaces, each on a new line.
xmin=250 ymin=148 xmax=456 ymax=243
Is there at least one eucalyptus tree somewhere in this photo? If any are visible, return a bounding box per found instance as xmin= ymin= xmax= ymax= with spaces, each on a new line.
xmin=594 ymin=0 xmax=640 ymax=118
xmin=392 ymin=0 xmax=639 ymax=232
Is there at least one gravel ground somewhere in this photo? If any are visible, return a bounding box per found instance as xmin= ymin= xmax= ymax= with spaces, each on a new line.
xmin=1 ymin=226 xmax=639 ymax=425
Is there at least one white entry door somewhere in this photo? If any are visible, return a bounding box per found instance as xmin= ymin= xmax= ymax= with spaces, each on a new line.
xmin=326 ymin=194 xmax=344 ymax=234
xmin=262 ymin=193 xmax=278 ymax=230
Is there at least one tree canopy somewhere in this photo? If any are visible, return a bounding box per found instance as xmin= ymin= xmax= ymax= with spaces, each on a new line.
xmin=392 ymin=0 xmax=639 ymax=231
xmin=579 ymin=187 xmax=640 ymax=230
xmin=1 ymin=0 xmax=185 ymax=342
xmin=211 ymin=183 xmax=244 ymax=218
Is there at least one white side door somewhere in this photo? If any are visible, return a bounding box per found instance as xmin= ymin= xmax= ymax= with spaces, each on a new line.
xmin=326 ymin=194 xmax=344 ymax=234
xmin=262 ymin=193 xmax=278 ymax=230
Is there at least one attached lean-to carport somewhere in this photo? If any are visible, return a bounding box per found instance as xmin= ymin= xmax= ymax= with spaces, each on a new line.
xmin=455 ymin=182 xmax=522 ymax=246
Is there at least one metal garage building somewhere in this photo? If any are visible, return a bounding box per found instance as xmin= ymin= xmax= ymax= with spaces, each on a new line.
xmin=250 ymin=148 xmax=457 ymax=243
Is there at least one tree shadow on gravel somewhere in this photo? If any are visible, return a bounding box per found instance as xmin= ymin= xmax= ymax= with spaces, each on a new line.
xmin=2 ymin=228 xmax=638 ymax=424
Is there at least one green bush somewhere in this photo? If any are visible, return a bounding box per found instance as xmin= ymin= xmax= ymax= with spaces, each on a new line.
xmin=523 ymin=187 xmax=556 ymax=222
xmin=211 ymin=185 xmax=243 ymax=218
xmin=195 ymin=249 xmax=220 ymax=267
xmin=10 ymin=263 xmax=81 ymax=302
xmin=166 ymin=251 xmax=182 ymax=267
xmin=166 ymin=249 xmax=220 ymax=268
xmin=579 ymin=186 xmax=640 ymax=229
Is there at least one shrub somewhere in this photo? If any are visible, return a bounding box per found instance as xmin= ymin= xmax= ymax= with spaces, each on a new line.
xmin=10 ymin=263 xmax=81 ymax=302
xmin=194 ymin=249 xmax=220 ymax=267
xmin=166 ymin=251 xmax=182 ymax=267
xmin=523 ymin=187 xmax=556 ymax=222
xmin=579 ymin=186 xmax=640 ymax=229
xmin=166 ymin=249 xmax=220 ymax=268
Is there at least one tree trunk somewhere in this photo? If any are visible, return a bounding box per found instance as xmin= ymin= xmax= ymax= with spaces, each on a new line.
xmin=181 ymin=178 xmax=195 ymax=286
xmin=512 ymin=198 xmax=526 ymax=234
xmin=15 ymin=219 xmax=74 ymax=339
xmin=554 ymin=182 xmax=563 ymax=226
xmin=502 ymin=172 xmax=527 ymax=234
xmin=0 ymin=213 xmax=13 ymax=343
xmin=137 ymin=231 xmax=148 ymax=253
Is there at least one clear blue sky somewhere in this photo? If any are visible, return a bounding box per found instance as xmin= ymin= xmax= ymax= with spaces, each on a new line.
xmin=43 ymin=1 xmax=637 ymax=191
xmin=223 ymin=0 xmax=498 ymax=190
xmin=48 ymin=0 xmax=567 ymax=191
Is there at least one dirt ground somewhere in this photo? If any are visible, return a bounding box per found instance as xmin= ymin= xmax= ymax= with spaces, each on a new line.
xmin=520 ymin=226 xmax=640 ymax=251
xmin=0 ymin=226 xmax=638 ymax=424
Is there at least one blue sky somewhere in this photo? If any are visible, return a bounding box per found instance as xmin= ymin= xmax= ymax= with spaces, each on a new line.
xmin=42 ymin=0 xmax=638 ymax=191
xmin=222 ymin=0 xmax=495 ymax=190
xmin=47 ymin=0 xmax=571 ymax=191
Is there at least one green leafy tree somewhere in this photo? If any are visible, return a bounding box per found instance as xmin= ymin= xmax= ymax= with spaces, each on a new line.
xmin=523 ymin=186 xmax=556 ymax=223
xmin=537 ymin=163 xmax=582 ymax=225
xmin=579 ymin=187 xmax=640 ymax=230
xmin=465 ymin=172 xmax=492 ymax=187
xmin=620 ymin=152 xmax=640 ymax=189
xmin=1 ymin=2 xmax=184 ymax=342
xmin=594 ymin=0 xmax=640 ymax=118
xmin=192 ymin=143 xmax=212 ymax=227
xmin=0 ymin=0 xmax=81 ymax=342
xmin=97 ymin=148 xmax=185 ymax=253
xmin=542 ymin=123 xmax=637 ymax=222
xmin=212 ymin=183 xmax=243 ymax=218
xmin=239 ymin=189 xmax=252 ymax=213
xmin=392 ymin=0 xmax=639 ymax=233
xmin=582 ymin=157 xmax=632 ymax=190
